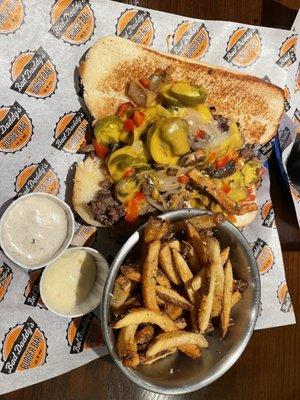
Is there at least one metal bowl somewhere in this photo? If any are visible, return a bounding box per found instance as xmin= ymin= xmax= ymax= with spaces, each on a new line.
xmin=101 ymin=209 xmax=260 ymax=395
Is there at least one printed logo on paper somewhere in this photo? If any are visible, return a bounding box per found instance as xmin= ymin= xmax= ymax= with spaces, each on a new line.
xmin=15 ymin=158 xmax=60 ymax=197
xmin=251 ymin=238 xmax=274 ymax=274
xmin=71 ymin=218 xmax=96 ymax=247
xmin=0 ymin=101 xmax=33 ymax=153
xmin=277 ymin=281 xmax=292 ymax=313
xmin=23 ymin=269 xmax=46 ymax=309
xmin=10 ymin=47 xmax=58 ymax=98
xmin=52 ymin=108 xmax=90 ymax=153
xmin=278 ymin=126 xmax=292 ymax=151
xmin=295 ymin=63 xmax=300 ymax=92
xmin=66 ymin=312 xmax=103 ymax=354
xmin=262 ymin=75 xmax=271 ymax=83
xmin=0 ymin=0 xmax=25 ymax=35
xmin=116 ymin=9 xmax=155 ymax=46
xmin=224 ymin=27 xmax=261 ymax=68
xmin=258 ymin=138 xmax=275 ymax=159
xmin=1 ymin=317 xmax=48 ymax=374
xmin=49 ymin=0 xmax=95 ymax=46
xmin=170 ymin=21 xmax=210 ymax=60
xmin=261 ymin=200 xmax=276 ymax=228
xmin=0 ymin=263 xmax=13 ymax=303
xmin=284 ymin=86 xmax=291 ymax=112
xmin=276 ymin=35 xmax=297 ymax=69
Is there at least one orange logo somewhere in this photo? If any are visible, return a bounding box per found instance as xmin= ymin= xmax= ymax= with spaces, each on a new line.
xmin=277 ymin=281 xmax=292 ymax=313
xmin=295 ymin=63 xmax=300 ymax=92
xmin=71 ymin=218 xmax=96 ymax=247
xmin=23 ymin=269 xmax=46 ymax=309
xmin=66 ymin=313 xmax=103 ymax=353
xmin=0 ymin=0 xmax=25 ymax=35
xmin=170 ymin=21 xmax=210 ymax=60
xmin=1 ymin=317 xmax=47 ymax=374
xmin=261 ymin=200 xmax=276 ymax=228
xmin=52 ymin=109 xmax=90 ymax=153
xmin=0 ymin=101 xmax=33 ymax=153
xmin=116 ymin=9 xmax=155 ymax=46
xmin=15 ymin=158 xmax=60 ymax=197
xmin=0 ymin=263 xmax=13 ymax=303
xmin=276 ymin=35 xmax=297 ymax=69
xmin=251 ymin=238 xmax=274 ymax=274
xmin=224 ymin=27 xmax=261 ymax=67
xmin=284 ymin=86 xmax=291 ymax=111
xmin=10 ymin=47 xmax=58 ymax=98
xmin=49 ymin=0 xmax=95 ymax=46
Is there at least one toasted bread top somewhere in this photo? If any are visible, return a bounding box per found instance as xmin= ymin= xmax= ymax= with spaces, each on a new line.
xmin=80 ymin=36 xmax=284 ymax=145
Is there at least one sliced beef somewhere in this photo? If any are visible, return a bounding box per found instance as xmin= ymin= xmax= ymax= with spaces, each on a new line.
xmin=90 ymin=190 xmax=125 ymax=226
xmin=213 ymin=115 xmax=229 ymax=132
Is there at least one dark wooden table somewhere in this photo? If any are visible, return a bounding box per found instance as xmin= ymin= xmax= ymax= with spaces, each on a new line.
xmin=2 ymin=1 xmax=299 ymax=399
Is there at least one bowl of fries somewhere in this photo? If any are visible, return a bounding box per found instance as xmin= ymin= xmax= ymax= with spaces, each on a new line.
xmin=101 ymin=209 xmax=260 ymax=394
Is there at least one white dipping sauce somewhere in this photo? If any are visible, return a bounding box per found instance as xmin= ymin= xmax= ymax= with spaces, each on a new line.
xmin=2 ymin=196 xmax=68 ymax=267
xmin=41 ymin=249 xmax=97 ymax=314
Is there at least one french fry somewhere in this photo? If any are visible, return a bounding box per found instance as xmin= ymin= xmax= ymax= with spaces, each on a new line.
xmin=198 ymin=249 xmax=217 ymax=333
xmin=140 ymin=348 xmax=177 ymax=365
xmin=210 ymin=238 xmax=224 ymax=317
xmin=121 ymin=264 xmax=141 ymax=282
xmin=188 ymin=213 xmax=225 ymax=230
xmin=168 ymin=240 xmax=180 ymax=251
xmin=135 ymin=324 xmax=155 ymax=348
xmin=179 ymin=344 xmax=202 ymax=360
xmin=157 ymin=268 xmax=171 ymax=288
xmin=146 ymin=331 xmax=208 ymax=358
xmin=231 ymin=290 xmax=242 ymax=308
xmin=220 ymin=247 xmax=230 ymax=266
xmin=185 ymin=222 xmax=208 ymax=266
xmin=164 ymin=304 xmax=183 ymax=321
xmin=159 ymin=244 xmax=182 ymax=285
xmin=110 ymin=275 xmax=133 ymax=315
xmin=190 ymin=269 xmax=205 ymax=292
xmin=117 ymin=324 xmax=139 ymax=368
xmin=171 ymin=249 xmax=194 ymax=303
xmin=174 ymin=317 xmax=187 ymax=330
xmin=144 ymin=217 xmax=170 ymax=243
xmin=119 ymin=294 xmax=142 ymax=314
xmin=156 ymin=296 xmax=165 ymax=305
xmin=221 ymin=260 xmax=233 ymax=338
xmin=113 ymin=308 xmax=177 ymax=332
xmin=156 ymin=285 xmax=193 ymax=311
xmin=180 ymin=241 xmax=200 ymax=271
xmin=142 ymin=240 xmax=160 ymax=310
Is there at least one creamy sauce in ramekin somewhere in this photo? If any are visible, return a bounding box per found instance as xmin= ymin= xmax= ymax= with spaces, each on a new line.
xmin=41 ymin=249 xmax=97 ymax=314
xmin=1 ymin=196 xmax=68 ymax=267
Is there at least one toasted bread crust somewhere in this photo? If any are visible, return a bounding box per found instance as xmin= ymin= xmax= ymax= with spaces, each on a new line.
xmin=73 ymin=155 xmax=105 ymax=227
xmin=80 ymin=36 xmax=284 ymax=145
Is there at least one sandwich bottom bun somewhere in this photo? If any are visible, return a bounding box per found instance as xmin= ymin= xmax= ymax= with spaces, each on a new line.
xmin=73 ymin=155 xmax=105 ymax=227
xmin=233 ymin=208 xmax=258 ymax=228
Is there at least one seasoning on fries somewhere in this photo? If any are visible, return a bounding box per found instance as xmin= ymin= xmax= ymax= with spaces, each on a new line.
xmin=111 ymin=214 xmax=246 ymax=368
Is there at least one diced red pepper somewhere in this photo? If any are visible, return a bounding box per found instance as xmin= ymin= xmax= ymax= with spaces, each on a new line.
xmin=123 ymin=118 xmax=135 ymax=132
xmin=245 ymin=187 xmax=256 ymax=202
xmin=139 ymin=78 xmax=151 ymax=89
xmin=123 ymin=167 xmax=135 ymax=178
xmin=125 ymin=192 xmax=146 ymax=223
xmin=221 ymin=182 xmax=231 ymax=194
xmin=215 ymin=154 xmax=229 ymax=170
xmin=93 ymin=139 xmax=109 ymax=159
xmin=133 ymin=111 xmax=145 ymax=127
xmin=178 ymin=174 xmax=190 ymax=184
xmin=116 ymin=102 xmax=134 ymax=117
xmin=196 ymin=129 xmax=206 ymax=139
